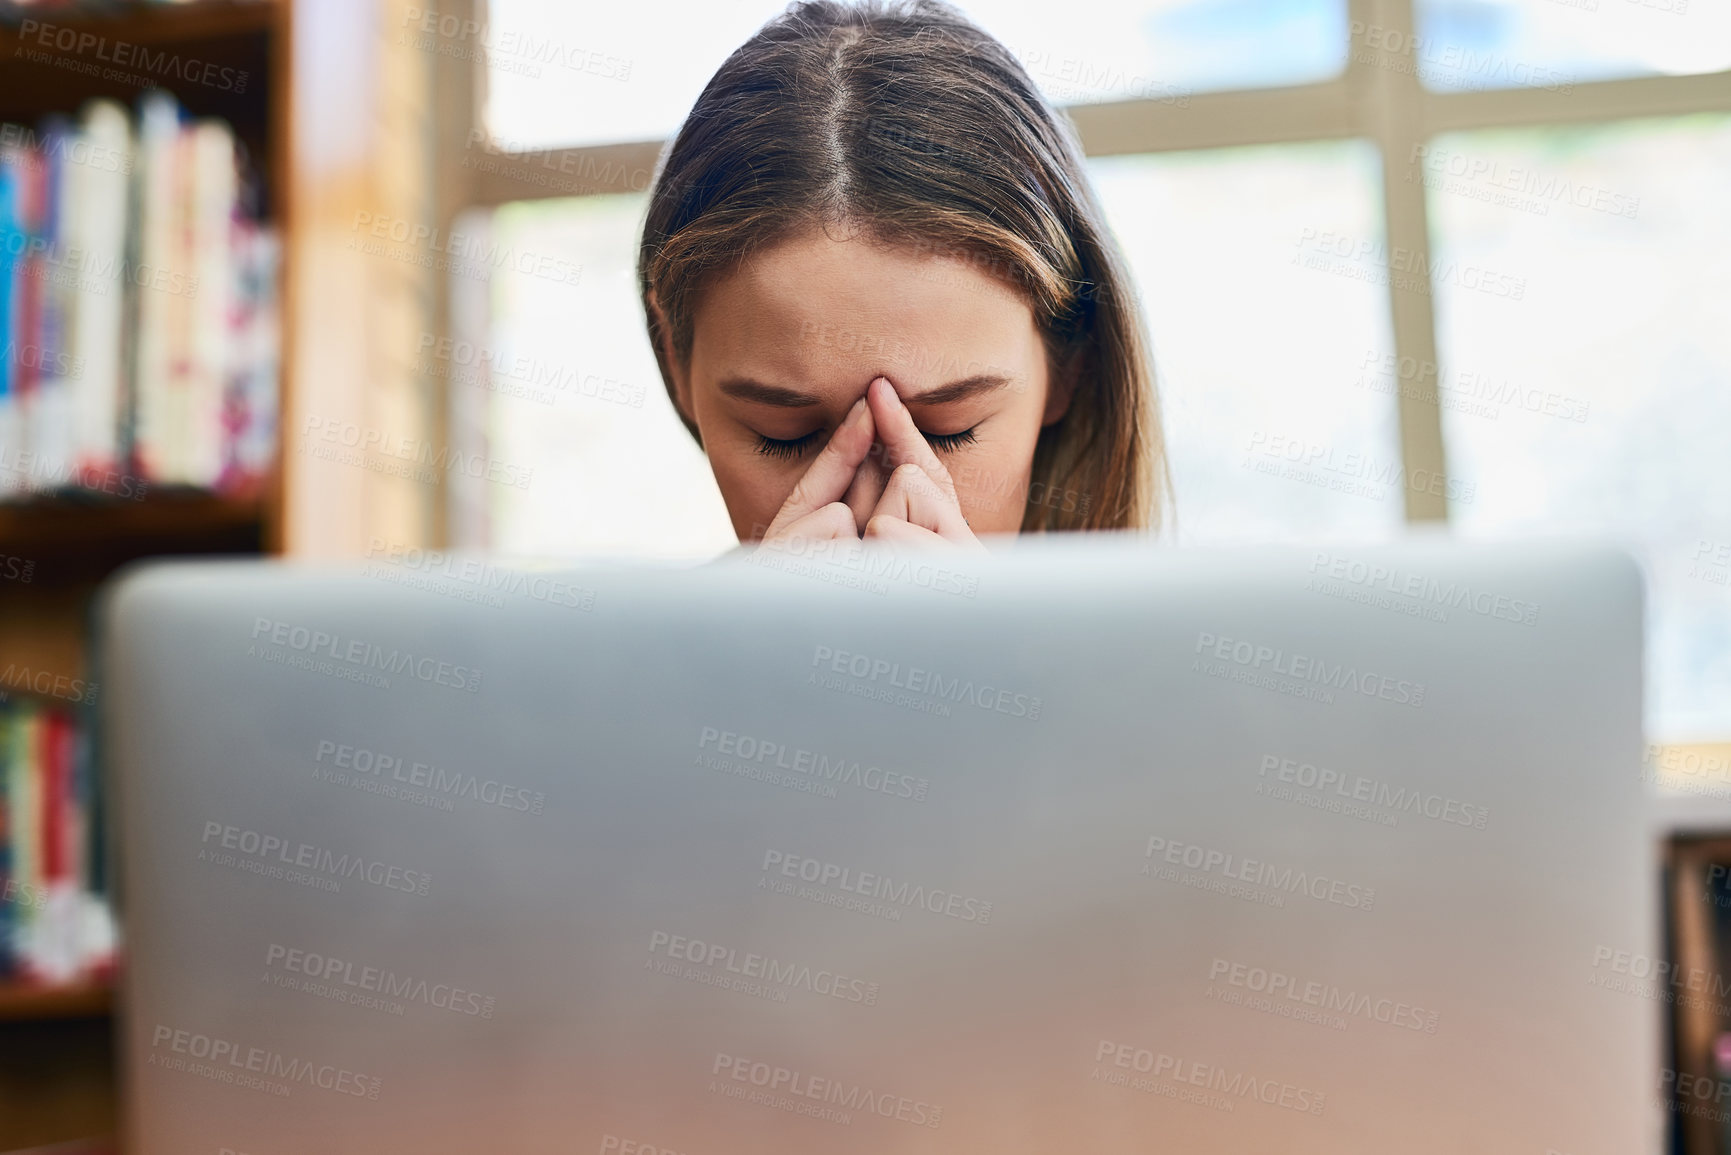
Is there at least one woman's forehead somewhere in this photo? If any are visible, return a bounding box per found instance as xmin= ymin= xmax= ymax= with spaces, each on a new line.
xmin=691 ymin=230 xmax=1042 ymax=391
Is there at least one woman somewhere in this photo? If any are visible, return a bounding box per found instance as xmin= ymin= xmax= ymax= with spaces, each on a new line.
xmin=638 ymin=0 xmax=1168 ymax=551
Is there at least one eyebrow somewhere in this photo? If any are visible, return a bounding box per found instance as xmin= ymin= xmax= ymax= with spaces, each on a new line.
xmin=718 ymin=373 xmax=1013 ymax=408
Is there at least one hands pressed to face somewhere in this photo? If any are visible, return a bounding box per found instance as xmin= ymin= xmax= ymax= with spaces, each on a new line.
xmin=670 ymin=228 xmax=1070 ymax=545
xmin=761 ymin=376 xmax=986 ymax=553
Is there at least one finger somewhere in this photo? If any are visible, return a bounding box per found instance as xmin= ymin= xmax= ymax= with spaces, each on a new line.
xmin=874 ymin=463 xmax=980 ymax=545
xmin=863 ymin=514 xmax=946 ymax=547
xmin=765 ymin=396 xmax=875 ymax=537
xmin=842 ymin=434 xmax=892 ymax=534
xmin=865 ymin=376 xmax=959 ymax=499
xmin=762 ymin=501 xmax=860 ymax=551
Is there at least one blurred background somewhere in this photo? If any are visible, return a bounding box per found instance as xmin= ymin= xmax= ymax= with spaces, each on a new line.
xmin=0 ymin=0 xmax=1726 ymax=1149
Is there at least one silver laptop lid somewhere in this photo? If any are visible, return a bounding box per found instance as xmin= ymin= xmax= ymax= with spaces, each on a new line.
xmin=102 ymin=534 xmax=1655 ymax=1154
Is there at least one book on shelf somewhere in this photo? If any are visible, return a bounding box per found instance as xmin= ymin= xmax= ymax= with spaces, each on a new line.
xmin=0 ymin=692 xmax=114 ymax=988
xmin=0 ymin=88 xmax=279 ymax=503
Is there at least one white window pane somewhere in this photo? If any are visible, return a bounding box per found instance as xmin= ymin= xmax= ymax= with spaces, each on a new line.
xmin=479 ymin=0 xmax=788 ymax=151
xmin=1407 ymin=0 xmax=1731 ymax=93
xmin=484 ymin=194 xmax=736 ymax=559
xmin=1088 ymin=141 xmax=1401 ymax=545
xmin=1425 ymin=116 xmax=1731 ymax=739
xmin=481 ymin=0 xmax=1348 ymax=152
xmin=961 ymin=0 xmax=1347 ymax=105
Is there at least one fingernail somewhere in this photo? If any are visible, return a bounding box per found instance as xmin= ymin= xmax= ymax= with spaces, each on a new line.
xmin=874 ymin=377 xmax=901 ymax=407
xmin=847 ymin=396 xmax=868 ymax=424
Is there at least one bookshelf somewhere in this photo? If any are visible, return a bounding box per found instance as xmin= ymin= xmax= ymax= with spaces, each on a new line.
xmin=0 ymin=980 xmax=110 ymax=1024
xmin=1654 ymin=759 xmax=1731 ymax=1155
xmin=0 ymin=0 xmax=290 ymax=1149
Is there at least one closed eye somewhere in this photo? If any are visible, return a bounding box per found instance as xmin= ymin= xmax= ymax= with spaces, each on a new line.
xmin=752 ymin=423 xmax=979 ymax=460
xmin=754 ymin=431 xmax=823 ymax=460
xmin=924 ymin=426 xmax=979 ymax=453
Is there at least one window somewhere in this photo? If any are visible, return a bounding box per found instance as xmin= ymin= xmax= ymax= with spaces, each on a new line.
xmin=442 ymin=0 xmax=1731 ymax=744
xmin=480 ymin=0 xmax=1352 ymax=151
xmin=1423 ymin=116 xmax=1731 ymax=736
xmin=482 ymin=193 xmax=735 ymax=558
xmin=1411 ymin=0 xmax=1731 ymax=92
xmin=1088 ymin=141 xmax=1400 ymax=544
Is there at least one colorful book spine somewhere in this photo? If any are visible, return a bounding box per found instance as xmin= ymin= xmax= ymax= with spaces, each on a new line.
xmin=0 ymin=696 xmax=114 ymax=986
xmin=0 ymin=90 xmax=278 ymax=500
xmin=69 ymin=100 xmax=131 ymax=481
xmin=0 ymin=151 xmax=19 ymax=500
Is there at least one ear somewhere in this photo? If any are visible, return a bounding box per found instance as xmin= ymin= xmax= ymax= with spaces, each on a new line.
xmin=647 ymin=288 xmax=695 ymax=425
xmin=1041 ymin=343 xmax=1083 ymax=426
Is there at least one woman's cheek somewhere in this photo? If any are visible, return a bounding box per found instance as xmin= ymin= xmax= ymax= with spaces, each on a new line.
xmin=950 ymin=462 xmax=1007 ymax=527
xmin=710 ymin=454 xmax=777 ymax=537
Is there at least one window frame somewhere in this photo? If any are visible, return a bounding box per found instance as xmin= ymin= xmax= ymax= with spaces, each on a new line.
xmin=435 ymin=0 xmax=1731 ymax=532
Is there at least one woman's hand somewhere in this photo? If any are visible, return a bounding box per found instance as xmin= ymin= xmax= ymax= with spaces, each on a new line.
xmin=758 ymin=394 xmax=877 ymax=551
xmin=857 ymin=376 xmax=985 ymax=551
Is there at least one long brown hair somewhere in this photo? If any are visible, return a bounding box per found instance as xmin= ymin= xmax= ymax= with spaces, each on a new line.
xmin=638 ymin=0 xmax=1168 ymax=532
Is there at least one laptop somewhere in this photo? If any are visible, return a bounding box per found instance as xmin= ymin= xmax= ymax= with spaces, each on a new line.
xmin=99 ymin=532 xmax=1657 ymax=1154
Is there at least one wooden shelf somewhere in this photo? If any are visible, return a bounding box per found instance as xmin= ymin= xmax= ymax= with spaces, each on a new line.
xmin=0 ymin=0 xmax=279 ymax=43
xmin=0 ymin=982 xmax=111 ymax=1024
xmin=0 ymin=490 xmax=267 ymax=573
xmin=0 ymin=3 xmax=289 ymax=1150
xmin=0 ymin=0 xmax=281 ymax=206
